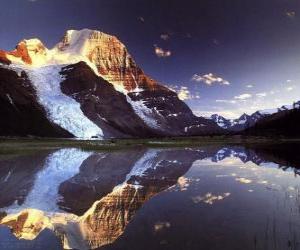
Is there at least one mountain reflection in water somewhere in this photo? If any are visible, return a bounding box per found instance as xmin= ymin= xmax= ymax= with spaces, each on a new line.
xmin=0 ymin=144 xmax=300 ymax=250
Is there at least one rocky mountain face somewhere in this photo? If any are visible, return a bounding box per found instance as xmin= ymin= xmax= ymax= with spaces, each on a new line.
xmin=0 ymin=29 xmax=222 ymax=138
xmin=56 ymin=29 xmax=158 ymax=92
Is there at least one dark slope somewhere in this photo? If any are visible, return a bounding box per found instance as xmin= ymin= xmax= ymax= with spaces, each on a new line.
xmin=245 ymin=108 xmax=300 ymax=136
xmin=60 ymin=62 xmax=224 ymax=138
xmin=0 ymin=66 xmax=73 ymax=138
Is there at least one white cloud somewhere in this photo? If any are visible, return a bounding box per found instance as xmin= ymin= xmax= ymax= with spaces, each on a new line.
xmin=154 ymin=46 xmax=171 ymax=58
xmin=138 ymin=16 xmax=145 ymax=22
xmin=246 ymin=84 xmax=254 ymax=88
xmin=234 ymin=93 xmax=252 ymax=100
xmin=169 ymin=85 xmax=200 ymax=101
xmin=286 ymin=86 xmax=294 ymax=91
xmin=154 ymin=221 xmax=171 ymax=232
xmin=216 ymin=99 xmax=237 ymax=104
xmin=177 ymin=87 xmax=191 ymax=100
xmin=192 ymin=192 xmax=231 ymax=205
xmin=192 ymin=73 xmax=230 ymax=85
xmin=256 ymin=92 xmax=267 ymax=98
xmin=286 ymin=11 xmax=296 ymax=19
xmin=160 ymin=34 xmax=170 ymax=41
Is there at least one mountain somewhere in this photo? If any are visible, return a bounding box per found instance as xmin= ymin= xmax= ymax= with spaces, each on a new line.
xmin=210 ymin=112 xmax=267 ymax=131
xmin=245 ymin=106 xmax=300 ymax=136
xmin=0 ymin=29 xmax=222 ymax=139
xmin=211 ymin=101 xmax=300 ymax=132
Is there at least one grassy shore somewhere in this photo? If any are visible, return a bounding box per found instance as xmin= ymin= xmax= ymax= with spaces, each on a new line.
xmin=1 ymin=135 xmax=300 ymax=156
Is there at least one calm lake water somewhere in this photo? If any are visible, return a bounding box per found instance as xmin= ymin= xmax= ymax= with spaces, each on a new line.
xmin=0 ymin=144 xmax=300 ymax=250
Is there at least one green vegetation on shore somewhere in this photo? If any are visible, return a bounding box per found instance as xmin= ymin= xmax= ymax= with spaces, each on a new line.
xmin=1 ymin=136 xmax=300 ymax=156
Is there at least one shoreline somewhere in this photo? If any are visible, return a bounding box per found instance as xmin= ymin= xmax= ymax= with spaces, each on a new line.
xmin=1 ymin=136 xmax=300 ymax=156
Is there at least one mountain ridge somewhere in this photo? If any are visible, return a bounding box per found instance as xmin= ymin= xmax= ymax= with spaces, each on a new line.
xmin=210 ymin=100 xmax=300 ymax=131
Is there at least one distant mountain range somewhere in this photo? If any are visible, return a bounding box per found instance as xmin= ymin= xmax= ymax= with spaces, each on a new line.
xmin=244 ymin=106 xmax=300 ymax=136
xmin=0 ymin=29 xmax=222 ymax=139
xmin=210 ymin=101 xmax=300 ymax=134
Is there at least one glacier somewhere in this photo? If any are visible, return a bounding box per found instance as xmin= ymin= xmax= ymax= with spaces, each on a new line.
xmin=26 ymin=65 xmax=103 ymax=139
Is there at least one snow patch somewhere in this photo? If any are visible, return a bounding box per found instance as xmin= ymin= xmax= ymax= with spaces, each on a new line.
xmin=126 ymin=96 xmax=160 ymax=129
xmin=6 ymin=94 xmax=15 ymax=107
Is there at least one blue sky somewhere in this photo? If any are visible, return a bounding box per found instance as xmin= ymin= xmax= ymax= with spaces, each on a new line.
xmin=1 ymin=0 xmax=300 ymax=118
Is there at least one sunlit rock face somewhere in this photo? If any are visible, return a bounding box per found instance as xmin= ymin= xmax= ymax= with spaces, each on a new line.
xmin=0 ymin=39 xmax=48 ymax=66
xmin=57 ymin=29 xmax=157 ymax=92
xmin=0 ymin=210 xmax=51 ymax=241
xmin=0 ymin=50 xmax=11 ymax=64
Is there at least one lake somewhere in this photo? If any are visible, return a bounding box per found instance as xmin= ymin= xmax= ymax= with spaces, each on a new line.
xmin=0 ymin=143 xmax=300 ymax=250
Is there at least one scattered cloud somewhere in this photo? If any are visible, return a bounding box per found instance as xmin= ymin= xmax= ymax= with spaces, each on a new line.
xmin=169 ymin=85 xmax=200 ymax=101
xmin=212 ymin=39 xmax=220 ymax=45
xmin=234 ymin=93 xmax=252 ymax=100
xmin=192 ymin=192 xmax=231 ymax=205
xmin=216 ymin=99 xmax=237 ymax=104
xmin=138 ymin=16 xmax=145 ymax=23
xmin=176 ymin=87 xmax=192 ymax=100
xmin=154 ymin=45 xmax=171 ymax=58
xmin=154 ymin=222 xmax=171 ymax=232
xmin=192 ymin=73 xmax=230 ymax=86
xmin=286 ymin=86 xmax=294 ymax=91
xmin=256 ymin=92 xmax=267 ymax=98
xmin=286 ymin=11 xmax=296 ymax=19
xmin=236 ymin=178 xmax=252 ymax=184
xmin=160 ymin=34 xmax=170 ymax=41
xmin=177 ymin=176 xmax=190 ymax=191
xmin=246 ymin=84 xmax=254 ymax=88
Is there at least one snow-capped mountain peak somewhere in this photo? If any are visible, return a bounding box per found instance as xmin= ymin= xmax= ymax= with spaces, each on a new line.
xmin=55 ymin=29 xmax=116 ymax=55
xmin=1 ymin=29 xmax=158 ymax=93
